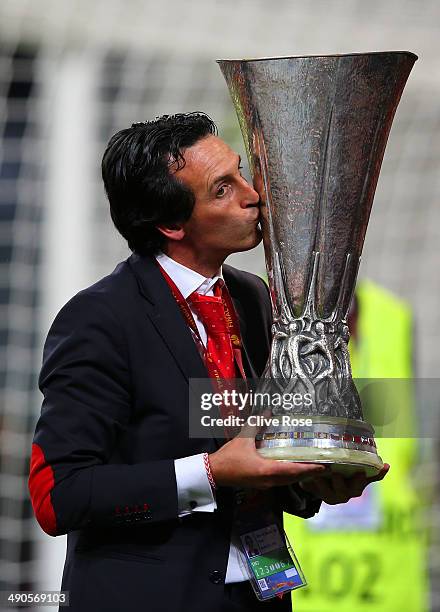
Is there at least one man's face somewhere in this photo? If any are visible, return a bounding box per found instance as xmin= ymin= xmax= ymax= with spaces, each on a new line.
xmin=173 ymin=135 xmax=261 ymax=261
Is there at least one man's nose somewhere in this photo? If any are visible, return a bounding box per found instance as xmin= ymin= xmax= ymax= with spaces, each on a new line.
xmin=239 ymin=176 xmax=260 ymax=207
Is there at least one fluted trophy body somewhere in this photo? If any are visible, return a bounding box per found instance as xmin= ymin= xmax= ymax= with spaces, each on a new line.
xmin=218 ymin=52 xmax=417 ymax=475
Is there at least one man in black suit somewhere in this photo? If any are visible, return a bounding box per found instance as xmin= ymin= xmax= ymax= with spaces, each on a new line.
xmin=29 ymin=113 xmax=387 ymax=611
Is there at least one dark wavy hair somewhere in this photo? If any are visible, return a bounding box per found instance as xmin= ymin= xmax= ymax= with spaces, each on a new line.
xmin=102 ymin=112 xmax=217 ymax=255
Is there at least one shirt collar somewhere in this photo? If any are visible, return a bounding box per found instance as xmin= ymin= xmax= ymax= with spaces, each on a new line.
xmin=155 ymin=252 xmax=223 ymax=298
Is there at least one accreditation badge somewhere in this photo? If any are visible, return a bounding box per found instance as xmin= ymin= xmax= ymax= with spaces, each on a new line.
xmin=234 ymin=490 xmax=306 ymax=600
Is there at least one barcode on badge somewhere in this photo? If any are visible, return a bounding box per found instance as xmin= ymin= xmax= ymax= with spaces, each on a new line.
xmin=258 ymin=578 xmax=269 ymax=591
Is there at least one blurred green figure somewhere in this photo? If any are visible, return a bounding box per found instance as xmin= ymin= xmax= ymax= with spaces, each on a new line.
xmin=285 ymin=280 xmax=429 ymax=612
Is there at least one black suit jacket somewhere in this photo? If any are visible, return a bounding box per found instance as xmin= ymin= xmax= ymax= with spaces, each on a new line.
xmin=29 ymin=254 xmax=320 ymax=612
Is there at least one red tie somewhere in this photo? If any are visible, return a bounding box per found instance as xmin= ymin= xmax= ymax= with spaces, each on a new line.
xmin=188 ymin=280 xmax=237 ymax=380
xmin=157 ymin=264 xmax=246 ymax=437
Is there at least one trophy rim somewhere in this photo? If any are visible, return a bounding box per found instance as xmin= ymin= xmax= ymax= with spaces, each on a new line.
xmin=217 ymin=50 xmax=418 ymax=63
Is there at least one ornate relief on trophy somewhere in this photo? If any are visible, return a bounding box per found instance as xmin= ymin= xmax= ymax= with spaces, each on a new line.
xmin=218 ymin=52 xmax=417 ymax=475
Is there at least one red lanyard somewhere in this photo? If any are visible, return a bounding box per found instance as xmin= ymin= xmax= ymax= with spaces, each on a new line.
xmin=157 ymin=262 xmax=246 ymax=381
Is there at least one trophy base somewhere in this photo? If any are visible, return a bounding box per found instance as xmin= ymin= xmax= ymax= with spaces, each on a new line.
xmin=255 ymin=416 xmax=383 ymax=477
xmin=257 ymin=446 xmax=384 ymax=477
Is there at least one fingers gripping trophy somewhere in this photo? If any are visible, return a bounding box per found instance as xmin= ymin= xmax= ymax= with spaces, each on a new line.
xmin=218 ymin=52 xmax=417 ymax=476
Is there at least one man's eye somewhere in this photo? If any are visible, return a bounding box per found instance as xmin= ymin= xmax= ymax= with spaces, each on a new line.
xmin=216 ymin=185 xmax=229 ymax=198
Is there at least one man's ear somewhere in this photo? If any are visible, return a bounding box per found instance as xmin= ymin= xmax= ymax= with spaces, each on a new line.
xmin=156 ymin=223 xmax=185 ymax=242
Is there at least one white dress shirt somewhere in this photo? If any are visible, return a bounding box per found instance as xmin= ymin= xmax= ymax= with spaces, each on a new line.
xmin=156 ymin=252 xmax=248 ymax=583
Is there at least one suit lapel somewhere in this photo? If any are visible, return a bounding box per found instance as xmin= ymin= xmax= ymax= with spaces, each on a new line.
xmin=229 ymin=294 xmax=258 ymax=380
xmin=129 ymin=254 xmax=259 ymax=450
xmin=129 ymin=254 xmax=258 ymax=381
xmin=129 ymin=254 xmax=208 ymax=382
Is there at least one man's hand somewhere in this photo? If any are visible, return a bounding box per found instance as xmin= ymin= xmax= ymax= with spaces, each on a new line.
xmin=298 ymin=463 xmax=390 ymax=505
xmin=208 ymin=435 xmax=327 ymax=489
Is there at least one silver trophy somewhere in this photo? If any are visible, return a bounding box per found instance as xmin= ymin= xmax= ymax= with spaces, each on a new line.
xmin=218 ymin=52 xmax=417 ymax=475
